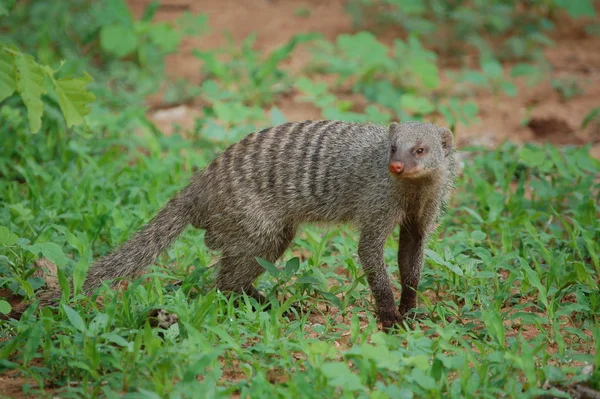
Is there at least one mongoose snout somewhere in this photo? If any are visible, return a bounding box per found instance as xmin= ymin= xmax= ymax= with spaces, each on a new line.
xmin=389 ymin=161 xmax=405 ymax=174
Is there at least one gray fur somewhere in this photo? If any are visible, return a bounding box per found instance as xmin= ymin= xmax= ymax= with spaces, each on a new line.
xmin=34 ymin=120 xmax=457 ymax=330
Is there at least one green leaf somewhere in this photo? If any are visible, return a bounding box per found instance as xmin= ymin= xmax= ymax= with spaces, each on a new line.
xmin=269 ymin=107 xmax=287 ymax=125
xmin=148 ymin=22 xmax=181 ymax=53
xmin=100 ymin=24 xmax=138 ymax=58
xmin=15 ymin=52 xmax=46 ymax=133
xmin=30 ymin=242 xmax=69 ymax=267
xmin=409 ymin=368 xmax=437 ymax=391
xmin=0 ymin=46 xmax=17 ymax=102
xmin=425 ymin=249 xmax=464 ymax=276
xmin=73 ymin=247 xmax=91 ymax=295
xmin=519 ymin=258 xmax=549 ymax=308
xmin=481 ymin=59 xmax=503 ymax=79
xmin=582 ymin=106 xmax=600 ymax=129
xmin=320 ymin=362 xmax=364 ymax=392
xmin=555 ymin=0 xmax=596 ymax=18
xmin=102 ymin=332 xmax=132 ymax=348
xmin=62 ymin=305 xmax=87 ymax=333
xmin=284 ymin=257 xmax=300 ymax=277
xmin=519 ymin=146 xmax=546 ymax=167
xmin=400 ymin=94 xmax=435 ymax=114
xmin=177 ymin=12 xmax=209 ymax=36
xmin=412 ymin=57 xmax=440 ymax=89
xmin=23 ymin=322 xmax=43 ymax=365
xmin=481 ymin=307 xmax=505 ymax=346
xmin=52 ymin=72 xmax=95 ymax=128
xmin=255 ymin=256 xmax=280 ymax=278
xmin=573 ymin=262 xmax=597 ymax=289
xmin=0 ymin=226 xmax=18 ymax=246
xmin=0 ymin=300 xmax=11 ymax=314
xmin=470 ymin=230 xmax=487 ymax=241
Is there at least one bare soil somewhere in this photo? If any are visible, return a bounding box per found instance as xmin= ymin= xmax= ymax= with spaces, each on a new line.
xmin=128 ymin=0 xmax=600 ymax=155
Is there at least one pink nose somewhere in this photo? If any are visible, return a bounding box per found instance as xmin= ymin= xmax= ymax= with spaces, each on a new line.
xmin=389 ymin=162 xmax=404 ymax=174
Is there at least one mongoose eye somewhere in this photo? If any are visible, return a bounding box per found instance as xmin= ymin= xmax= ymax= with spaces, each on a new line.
xmin=391 ymin=145 xmax=397 ymax=153
xmin=415 ymin=148 xmax=425 ymax=155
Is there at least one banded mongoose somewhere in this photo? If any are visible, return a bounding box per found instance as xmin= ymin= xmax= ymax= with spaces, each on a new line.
xmin=44 ymin=120 xmax=458 ymax=330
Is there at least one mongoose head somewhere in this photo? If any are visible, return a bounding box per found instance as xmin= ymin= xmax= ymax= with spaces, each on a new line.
xmin=387 ymin=121 xmax=454 ymax=180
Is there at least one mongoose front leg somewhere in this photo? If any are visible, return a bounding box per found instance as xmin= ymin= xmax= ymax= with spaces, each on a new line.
xmin=358 ymin=229 xmax=401 ymax=330
xmin=397 ymin=223 xmax=426 ymax=319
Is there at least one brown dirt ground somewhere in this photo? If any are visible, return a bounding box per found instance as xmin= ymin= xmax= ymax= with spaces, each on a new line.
xmin=3 ymin=1 xmax=599 ymax=397
xmin=128 ymin=0 xmax=600 ymax=157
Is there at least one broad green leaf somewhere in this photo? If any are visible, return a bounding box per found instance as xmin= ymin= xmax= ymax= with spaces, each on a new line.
xmin=573 ymin=262 xmax=597 ymax=289
xmin=412 ymin=57 xmax=440 ymax=89
xmin=555 ymin=0 xmax=596 ymax=18
xmin=284 ymin=257 xmax=300 ymax=277
xmin=102 ymin=332 xmax=132 ymax=349
xmin=425 ymin=249 xmax=464 ymax=276
xmin=29 ymin=242 xmax=69 ymax=267
xmin=481 ymin=59 xmax=503 ymax=79
xmin=148 ymin=22 xmax=181 ymax=53
xmin=410 ymin=368 xmax=437 ymax=391
xmin=15 ymin=53 xmax=46 ymax=133
xmin=177 ymin=12 xmax=209 ymax=36
xmin=470 ymin=230 xmax=487 ymax=241
xmin=0 ymin=46 xmax=16 ymax=102
xmin=319 ymin=291 xmax=343 ymax=309
xmin=320 ymin=362 xmax=364 ymax=391
xmin=255 ymin=256 xmax=280 ymax=278
xmin=425 ymin=248 xmax=446 ymax=266
xmin=52 ymin=72 xmax=95 ymax=128
xmin=269 ymin=107 xmax=287 ymax=125
xmin=62 ymin=305 xmax=87 ymax=333
xmin=0 ymin=300 xmax=11 ymax=314
xmin=519 ymin=146 xmax=546 ymax=167
xmin=100 ymin=24 xmax=138 ymax=58
xmin=400 ymin=94 xmax=435 ymax=114
xmin=0 ymin=226 xmax=18 ymax=246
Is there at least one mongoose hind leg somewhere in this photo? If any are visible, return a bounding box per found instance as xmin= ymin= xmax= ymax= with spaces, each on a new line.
xmin=215 ymin=254 xmax=269 ymax=304
xmin=397 ymin=222 xmax=426 ymax=319
xmin=215 ymin=223 xmax=296 ymax=304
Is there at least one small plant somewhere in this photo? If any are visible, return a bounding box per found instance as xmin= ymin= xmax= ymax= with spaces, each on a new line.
xmin=308 ymin=32 xmax=478 ymax=125
xmin=0 ymin=45 xmax=95 ymax=133
xmin=344 ymin=0 xmax=596 ymax=62
xmin=551 ymin=76 xmax=584 ymax=101
xmin=194 ymin=33 xmax=318 ymax=107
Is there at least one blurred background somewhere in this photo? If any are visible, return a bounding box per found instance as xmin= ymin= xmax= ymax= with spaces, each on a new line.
xmin=2 ymin=0 xmax=599 ymax=152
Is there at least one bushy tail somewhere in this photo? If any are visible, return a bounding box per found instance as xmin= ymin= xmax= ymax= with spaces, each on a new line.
xmin=1 ymin=182 xmax=203 ymax=320
xmin=83 ymin=185 xmax=197 ymax=292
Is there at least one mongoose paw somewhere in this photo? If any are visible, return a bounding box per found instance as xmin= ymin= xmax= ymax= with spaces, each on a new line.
xmin=398 ymin=305 xmax=430 ymax=329
xmin=398 ymin=302 xmax=418 ymax=319
xmin=380 ymin=310 xmax=404 ymax=333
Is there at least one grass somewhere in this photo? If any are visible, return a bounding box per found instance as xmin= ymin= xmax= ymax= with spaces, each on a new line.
xmin=1 ymin=1 xmax=599 ymax=397
xmin=1 ymin=104 xmax=599 ymax=397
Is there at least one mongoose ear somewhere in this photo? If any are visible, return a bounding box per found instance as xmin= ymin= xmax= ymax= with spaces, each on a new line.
xmin=440 ymin=128 xmax=454 ymax=157
xmin=388 ymin=122 xmax=400 ymax=135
